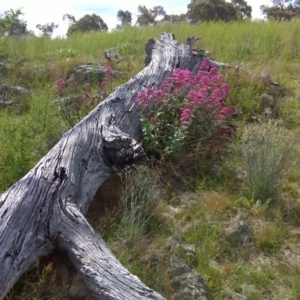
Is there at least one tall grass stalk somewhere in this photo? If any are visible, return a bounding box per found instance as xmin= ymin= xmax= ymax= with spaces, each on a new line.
xmin=241 ymin=121 xmax=298 ymax=203
xmin=2 ymin=18 xmax=300 ymax=300
xmin=119 ymin=167 xmax=160 ymax=246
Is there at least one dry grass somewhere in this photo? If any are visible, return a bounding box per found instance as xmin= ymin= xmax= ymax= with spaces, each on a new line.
xmin=3 ymin=19 xmax=300 ymax=300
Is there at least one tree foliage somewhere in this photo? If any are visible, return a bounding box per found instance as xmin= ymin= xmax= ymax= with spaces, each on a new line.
xmin=187 ymin=0 xmax=251 ymax=23
xmin=0 ymin=8 xmax=28 ymax=36
xmin=162 ymin=13 xmax=187 ymax=23
xmin=36 ymin=22 xmax=58 ymax=38
xmin=136 ymin=5 xmax=166 ymax=26
xmin=65 ymin=14 xmax=108 ymax=36
xmin=63 ymin=14 xmax=76 ymax=26
xmin=231 ymin=0 xmax=252 ymax=18
xmin=117 ymin=10 xmax=132 ymax=29
xmin=261 ymin=0 xmax=300 ymax=21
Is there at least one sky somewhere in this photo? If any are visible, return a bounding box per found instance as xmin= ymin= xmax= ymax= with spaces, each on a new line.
xmin=0 ymin=0 xmax=272 ymax=37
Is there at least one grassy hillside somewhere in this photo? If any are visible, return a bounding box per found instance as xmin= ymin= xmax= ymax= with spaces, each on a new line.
xmin=1 ymin=19 xmax=300 ymax=299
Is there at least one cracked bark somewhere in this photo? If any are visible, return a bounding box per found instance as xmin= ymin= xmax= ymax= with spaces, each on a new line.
xmin=0 ymin=32 xmax=211 ymax=299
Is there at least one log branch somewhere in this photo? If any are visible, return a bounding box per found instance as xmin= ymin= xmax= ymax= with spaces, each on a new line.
xmin=0 ymin=32 xmax=214 ymax=299
xmin=101 ymin=114 xmax=146 ymax=171
xmin=57 ymin=207 xmax=164 ymax=299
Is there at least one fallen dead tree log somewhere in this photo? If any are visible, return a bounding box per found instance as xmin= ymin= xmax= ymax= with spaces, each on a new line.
xmin=0 ymin=32 xmax=210 ymax=299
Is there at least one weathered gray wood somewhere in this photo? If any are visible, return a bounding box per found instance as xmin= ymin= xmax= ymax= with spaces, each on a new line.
xmin=0 ymin=32 xmax=208 ymax=299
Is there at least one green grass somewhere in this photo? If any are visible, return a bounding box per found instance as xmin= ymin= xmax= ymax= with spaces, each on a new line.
xmin=2 ymin=19 xmax=300 ymax=299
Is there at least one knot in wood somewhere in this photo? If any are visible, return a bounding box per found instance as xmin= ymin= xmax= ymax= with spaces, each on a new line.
xmin=102 ymin=124 xmax=146 ymax=170
xmin=144 ymin=38 xmax=156 ymax=67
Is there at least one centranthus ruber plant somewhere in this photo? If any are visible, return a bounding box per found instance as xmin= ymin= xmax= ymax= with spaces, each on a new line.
xmin=136 ymin=58 xmax=236 ymax=159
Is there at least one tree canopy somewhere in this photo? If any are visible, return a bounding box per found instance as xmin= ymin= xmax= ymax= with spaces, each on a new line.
xmin=231 ymin=0 xmax=252 ymax=19
xmin=261 ymin=0 xmax=300 ymax=21
xmin=136 ymin=5 xmax=166 ymax=26
xmin=65 ymin=13 xmax=108 ymax=36
xmin=36 ymin=22 xmax=58 ymax=38
xmin=187 ymin=0 xmax=251 ymax=23
xmin=162 ymin=13 xmax=187 ymax=23
xmin=117 ymin=10 xmax=132 ymax=28
xmin=0 ymin=8 xmax=29 ymax=36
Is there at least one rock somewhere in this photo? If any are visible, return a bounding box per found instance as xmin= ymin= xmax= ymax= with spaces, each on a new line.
xmin=168 ymin=205 xmax=181 ymax=214
xmin=262 ymin=107 xmax=272 ymax=119
xmin=227 ymin=221 xmax=255 ymax=248
xmin=0 ymin=100 xmax=14 ymax=108
xmin=168 ymin=257 xmax=208 ymax=300
xmin=259 ymin=93 xmax=275 ymax=111
xmin=0 ymin=83 xmax=30 ymax=112
xmin=0 ymin=63 xmax=8 ymax=74
xmin=165 ymin=238 xmax=180 ymax=251
xmin=105 ymin=48 xmax=122 ymax=62
xmin=0 ymin=84 xmax=14 ymax=108
xmin=172 ymin=271 xmax=208 ymax=300
xmin=67 ymin=62 xmax=106 ymax=85
xmin=168 ymin=257 xmax=192 ymax=277
xmin=13 ymin=86 xmax=30 ymax=96
xmin=0 ymin=83 xmax=30 ymax=98
xmin=182 ymin=245 xmax=196 ymax=257
xmin=174 ymin=286 xmax=208 ymax=300
xmin=257 ymin=73 xmax=279 ymax=87
xmin=225 ymin=290 xmax=247 ymax=300
xmin=257 ymin=73 xmax=289 ymax=119
xmin=0 ymin=83 xmax=11 ymax=95
xmin=268 ymin=84 xmax=283 ymax=98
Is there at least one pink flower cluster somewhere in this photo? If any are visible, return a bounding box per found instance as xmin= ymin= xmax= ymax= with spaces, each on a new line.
xmin=55 ymin=78 xmax=66 ymax=95
xmin=82 ymin=92 xmax=92 ymax=102
xmin=184 ymin=67 xmax=234 ymax=120
xmin=136 ymin=58 xmax=236 ymax=126
xmin=55 ymin=78 xmax=93 ymax=104
xmin=136 ymin=88 xmax=166 ymax=107
xmin=162 ymin=68 xmax=192 ymax=92
xmin=199 ymin=58 xmax=211 ymax=71
xmin=102 ymin=66 xmax=114 ymax=86
xmin=105 ymin=66 xmax=114 ymax=77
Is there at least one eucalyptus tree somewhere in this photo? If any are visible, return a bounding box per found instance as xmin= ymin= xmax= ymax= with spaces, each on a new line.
xmin=136 ymin=5 xmax=166 ymax=26
xmin=117 ymin=10 xmax=132 ymax=28
xmin=64 ymin=13 xmax=108 ymax=36
xmin=186 ymin=0 xmax=251 ymax=22
xmin=261 ymin=0 xmax=300 ymax=20
xmin=0 ymin=8 xmax=28 ymax=36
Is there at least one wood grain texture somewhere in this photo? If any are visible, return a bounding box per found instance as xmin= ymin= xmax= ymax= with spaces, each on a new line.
xmin=0 ymin=32 xmax=208 ymax=299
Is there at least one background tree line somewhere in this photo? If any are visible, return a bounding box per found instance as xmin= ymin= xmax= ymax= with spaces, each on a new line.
xmin=0 ymin=0 xmax=300 ymax=38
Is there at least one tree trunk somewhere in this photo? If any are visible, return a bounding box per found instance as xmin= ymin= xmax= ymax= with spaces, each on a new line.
xmin=0 ymin=32 xmax=208 ymax=299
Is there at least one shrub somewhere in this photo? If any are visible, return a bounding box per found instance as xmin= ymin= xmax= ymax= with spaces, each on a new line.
xmin=255 ymin=221 xmax=286 ymax=252
xmin=137 ymin=58 xmax=236 ymax=161
xmin=54 ymin=65 xmax=115 ymax=127
xmin=241 ymin=121 xmax=298 ymax=204
xmin=55 ymin=48 xmax=78 ymax=59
